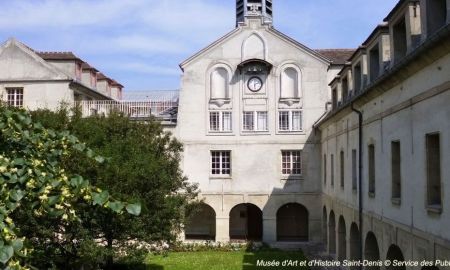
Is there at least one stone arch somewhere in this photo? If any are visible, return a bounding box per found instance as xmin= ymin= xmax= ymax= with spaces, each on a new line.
xmin=185 ymin=203 xmax=216 ymax=240
xmin=322 ymin=206 xmax=328 ymax=244
xmin=276 ymin=203 xmax=309 ymax=241
xmin=338 ymin=216 xmax=347 ymax=261
xmin=350 ymin=223 xmax=361 ymax=264
xmin=386 ymin=244 xmax=405 ymax=270
xmin=242 ymin=32 xmax=267 ymax=61
xmin=210 ymin=67 xmax=230 ymax=100
xmin=364 ymin=231 xmax=380 ymax=270
xmin=229 ymin=203 xmax=262 ymax=241
xmin=328 ymin=210 xmax=336 ymax=254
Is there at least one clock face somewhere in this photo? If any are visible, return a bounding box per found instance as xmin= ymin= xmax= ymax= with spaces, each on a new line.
xmin=247 ymin=76 xmax=263 ymax=92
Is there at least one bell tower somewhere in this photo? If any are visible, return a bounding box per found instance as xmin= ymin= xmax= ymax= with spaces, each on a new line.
xmin=236 ymin=0 xmax=273 ymax=27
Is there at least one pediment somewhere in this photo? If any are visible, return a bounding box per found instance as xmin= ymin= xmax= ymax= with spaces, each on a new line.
xmin=0 ymin=39 xmax=70 ymax=81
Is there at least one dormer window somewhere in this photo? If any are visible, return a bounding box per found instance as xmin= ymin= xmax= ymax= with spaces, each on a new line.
xmin=393 ymin=18 xmax=407 ymax=64
xmin=369 ymin=45 xmax=380 ymax=82
xmin=75 ymin=62 xmax=82 ymax=80
xmin=332 ymin=87 xmax=337 ymax=109
xmin=353 ymin=63 xmax=361 ymax=92
xmin=426 ymin=0 xmax=447 ymax=37
xmin=342 ymin=76 xmax=349 ymax=101
xmin=91 ymin=71 xmax=97 ymax=88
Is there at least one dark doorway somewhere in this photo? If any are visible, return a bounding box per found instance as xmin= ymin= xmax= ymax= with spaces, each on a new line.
xmin=185 ymin=203 xmax=216 ymax=240
xmin=386 ymin=244 xmax=405 ymax=270
xmin=276 ymin=203 xmax=309 ymax=241
xmin=229 ymin=203 xmax=263 ymax=241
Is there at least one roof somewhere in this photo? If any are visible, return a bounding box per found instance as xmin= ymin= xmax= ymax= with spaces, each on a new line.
xmin=97 ymin=72 xmax=112 ymax=82
xmin=122 ymin=90 xmax=179 ymax=101
xmin=384 ymin=0 xmax=420 ymax=22
xmin=362 ymin=23 xmax=389 ymax=46
xmin=111 ymin=79 xmax=124 ymax=88
xmin=81 ymin=62 xmax=99 ymax=72
xmin=37 ymin=51 xmax=81 ymax=61
xmin=315 ymin=49 xmax=355 ymax=65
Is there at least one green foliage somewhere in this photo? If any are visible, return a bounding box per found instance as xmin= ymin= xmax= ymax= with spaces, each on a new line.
xmin=0 ymin=105 xmax=140 ymax=269
xmin=29 ymin=108 xmax=198 ymax=268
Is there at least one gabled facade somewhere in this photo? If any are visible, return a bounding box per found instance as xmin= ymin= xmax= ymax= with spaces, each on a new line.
xmin=0 ymin=38 xmax=123 ymax=111
xmin=177 ymin=0 xmax=352 ymax=243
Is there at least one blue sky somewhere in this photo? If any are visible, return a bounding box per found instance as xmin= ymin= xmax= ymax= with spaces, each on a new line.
xmin=0 ymin=0 xmax=398 ymax=91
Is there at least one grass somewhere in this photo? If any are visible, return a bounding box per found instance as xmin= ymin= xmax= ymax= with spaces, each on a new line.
xmin=144 ymin=249 xmax=309 ymax=270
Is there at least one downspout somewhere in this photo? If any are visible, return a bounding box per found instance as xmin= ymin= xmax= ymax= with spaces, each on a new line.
xmin=351 ymin=102 xmax=363 ymax=269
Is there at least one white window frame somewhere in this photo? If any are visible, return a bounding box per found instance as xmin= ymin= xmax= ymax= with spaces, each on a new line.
xmin=278 ymin=110 xmax=302 ymax=132
xmin=281 ymin=150 xmax=302 ymax=176
xmin=6 ymin=88 xmax=24 ymax=108
xmin=209 ymin=111 xmax=232 ymax=133
xmin=210 ymin=151 xmax=231 ymax=176
xmin=242 ymin=111 xmax=268 ymax=132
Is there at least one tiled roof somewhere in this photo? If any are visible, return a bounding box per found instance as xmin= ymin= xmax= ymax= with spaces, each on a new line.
xmin=81 ymin=62 xmax=98 ymax=72
xmin=315 ymin=49 xmax=355 ymax=65
xmin=37 ymin=51 xmax=81 ymax=61
xmin=111 ymin=79 xmax=124 ymax=88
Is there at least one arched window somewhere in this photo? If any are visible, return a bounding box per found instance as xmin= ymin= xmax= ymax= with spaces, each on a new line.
xmin=280 ymin=67 xmax=299 ymax=99
xmin=210 ymin=67 xmax=229 ymax=99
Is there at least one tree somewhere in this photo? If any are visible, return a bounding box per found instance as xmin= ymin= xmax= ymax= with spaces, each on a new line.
xmin=0 ymin=106 xmax=140 ymax=270
xmin=31 ymin=109 xmax=198 ymax=268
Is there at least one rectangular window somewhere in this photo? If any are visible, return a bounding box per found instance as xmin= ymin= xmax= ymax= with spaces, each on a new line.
xmin=281 ymin=150 xmax=302 ymax=175
xmin=393 ymin=18 xmax=407 ymax=63
xmin=426 ymin=133 xmax=442 ymax=208
xmin=243 ymin=111 xmax=267 ymax=131
xmin=353 ymin=64 xmax=362 ymax=92
xmin=391 ymin=141 xmax=401 ymax=201
xmin=340 ymin=150 xmax=345 ymax=188
xmin=256 ymin=112 xmax=268 ymax=131
xmin=369 ymin=45 xmax=380 ymax=82
xmin=211 ymin=151 xmax=231 ymax=176
xmin=278 ymin=111 xmax=302 ymax=132
xmin=331 ymin=154 xmax=334 ymax=186
xmin=352 ymin=149 xmax=357 ymax=191
xmin=427 ymin=0 xmax=447 ymax=37
xmin=324 ymin=154 xmax=327 ymax=185
xmin=368 ymin=144 xmax=375 ymax=195
xmin=209 ymin=111 xmax=232 ymax=132
xmin=6 ymin=88 xmax=24 ymax=108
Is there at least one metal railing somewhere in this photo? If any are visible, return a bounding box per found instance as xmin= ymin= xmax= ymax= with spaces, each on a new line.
xmin=76 ymin=100 xmax=178 ymax=122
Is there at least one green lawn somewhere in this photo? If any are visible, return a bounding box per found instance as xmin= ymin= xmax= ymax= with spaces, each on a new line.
xmin=144 ymin=250 xmax=309 ymax=270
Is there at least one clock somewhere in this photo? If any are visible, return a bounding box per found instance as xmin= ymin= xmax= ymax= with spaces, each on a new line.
xmin=247 ymin=76 xmax=263 ymax=92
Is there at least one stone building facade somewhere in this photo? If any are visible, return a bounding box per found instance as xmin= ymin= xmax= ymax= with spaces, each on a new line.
xmin=320 ymin=0 xmax=450 ymax=266
xmin=176 ymin=0 xmax=352 ymax=243
xmin=177 ymin=0 xmax=450 ymax=267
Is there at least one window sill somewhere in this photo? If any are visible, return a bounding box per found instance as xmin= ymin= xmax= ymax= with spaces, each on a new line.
xmin=207 ymin=131 xmax=234 ymax=136
xmin=209 ymin=98 xmax=231 ymax=106
xmin=426 ymin=205 xmax=442 ymax=215
xmin=281 ymin=175 xmax=303 ymax=181
xmin=241 ymin=131 xmax=270 ymax=135
xmin=391 ymin=198 xmax=401 ymax=206
xmin=209 ymin=176 xmax=232 ymax=180
xmin=368 ymin=192 xmax=375 ymax=198
xmin=279 ymin=98 xmax=301 ymax=106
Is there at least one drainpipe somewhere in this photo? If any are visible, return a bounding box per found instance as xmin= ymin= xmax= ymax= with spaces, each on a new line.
xmin=351 ymin=102 xmax=363 ymax=269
